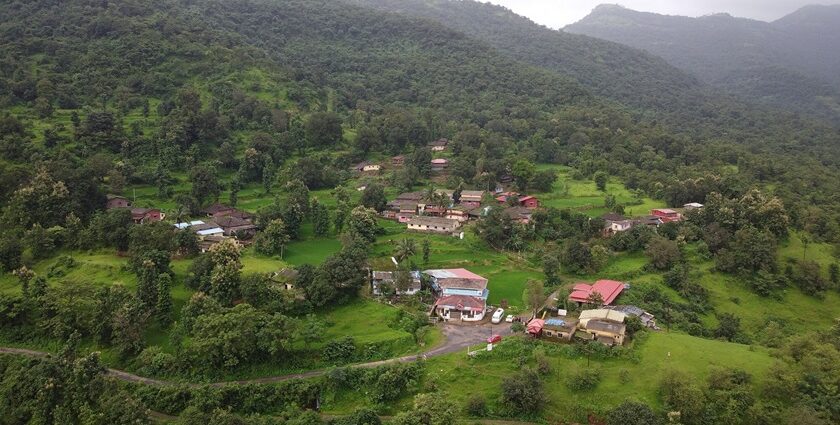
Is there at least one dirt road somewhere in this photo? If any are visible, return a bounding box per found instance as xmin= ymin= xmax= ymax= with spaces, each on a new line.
xmin=0 ymin=322 xmax=515 ymax=387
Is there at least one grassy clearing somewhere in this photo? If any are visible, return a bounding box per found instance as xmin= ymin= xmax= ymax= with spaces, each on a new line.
xmin=533 ymin=165 xmax=666 ymax=218
xmin=697 ymin=262 xmax=840 ymax=335
xmin=779 ymin=232 xmax=838 ymax=271
xmin=320 ymin=299 xmax=412 ymax=345
xmin=322 ymin=331 xmax=775 ymax=420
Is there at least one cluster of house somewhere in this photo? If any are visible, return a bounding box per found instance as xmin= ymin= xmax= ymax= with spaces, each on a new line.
xmin=351 ymin=139 xmax=453 ymax=175
xmin=106 ymin=195 xmax=165 ymax=224
xmin=525 ymin=279 xmax=656 ymax=346
xmin=381 ymin=189 xmax=542 ymax=237
xmin=174 ymin=204 xmax=257 ymax=252
xmin=602 ymin=204 xmax=702 ymax=236
xmin=371 ymin=268 xmax=491 ymax=322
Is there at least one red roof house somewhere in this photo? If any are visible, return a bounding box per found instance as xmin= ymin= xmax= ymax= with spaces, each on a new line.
xmin=433 ymin=294 xmax=487 ymax=322
xmin=651 ymin=208 xmax=682 ymax=223
xmin=569 ymin=280 xmax=625 ymax=305
xmin=519 ymin=196 xmax=539 ymax=209
xmin=431 ymin=158 xmax=449 ymax=172
xmin=495 ymin=192 xmax=519 ymax=204
xmin=131 ymin=208 xmax=164 ymax=224
xmin=106 ymin=194 xmax=131 ymax=209
xmin=526 ymin=319 xmax=545 ymax=336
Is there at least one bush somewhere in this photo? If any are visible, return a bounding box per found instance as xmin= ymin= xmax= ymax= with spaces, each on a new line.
xmin=500 ymin=368 xmax=545 ymax=415
xmin=465 ymin=394 xmax=487 ymax=417
xmin=606 ymin=401 xmax=663 ymax=425
xmin=565 ymin=368 xmax=602 ymax=391
xmin=322 ymin=336 xmax=356 ymax=363
xmin=134 ymin=346 xmax=176 ymax=376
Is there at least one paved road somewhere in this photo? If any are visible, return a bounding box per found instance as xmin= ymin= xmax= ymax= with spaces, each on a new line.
xmin=0 ymin=322 xmax=515 ymax=387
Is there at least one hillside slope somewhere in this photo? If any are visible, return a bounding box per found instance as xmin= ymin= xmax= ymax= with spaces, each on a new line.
xmin=0 ymin=0 xmax=592 ymax=124
xmin=566 ymin=4 xmax=840 ymax=123
xmin=345 ymin=0 xmax=700 ymax=113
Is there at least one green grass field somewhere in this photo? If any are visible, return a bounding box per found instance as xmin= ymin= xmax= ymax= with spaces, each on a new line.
xmin=534 ymin=165 xmax=666 ymax=218
xmin=321 ymin=331 xmax=775 ymax=420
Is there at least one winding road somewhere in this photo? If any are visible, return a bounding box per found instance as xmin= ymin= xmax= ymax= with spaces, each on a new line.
xmin=0 ymin=322 xmax=512 ymax=387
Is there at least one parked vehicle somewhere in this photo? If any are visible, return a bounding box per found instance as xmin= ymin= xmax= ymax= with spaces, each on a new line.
xmin=505 ymin=314 xmax=514 ymax=323
xmin=487 ymin=334 xmax=502 ymax=344
xmin=491 ymin=308 xmax=505 ymax=324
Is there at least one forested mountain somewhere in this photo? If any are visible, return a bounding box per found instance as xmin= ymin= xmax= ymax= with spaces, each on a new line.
xmin=345 ymin=0 xmax=701 ymax=112
xmin=346 ymin=0 xmax=840 ymax=157
xmin=2 ymin=1 xmax=840 ymax=423
xmin=1 ymin=0 xmax=839 ymax=230
xmin=566 ymin=4 xmax=840 ymax=124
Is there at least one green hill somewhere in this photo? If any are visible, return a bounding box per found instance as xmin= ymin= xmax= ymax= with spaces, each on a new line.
xmin=566 ymin=4 xmax=840 ymax=124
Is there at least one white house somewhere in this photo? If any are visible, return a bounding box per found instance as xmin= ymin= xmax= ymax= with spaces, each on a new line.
xmin=407 ymin=216 xmax=461 ymax=234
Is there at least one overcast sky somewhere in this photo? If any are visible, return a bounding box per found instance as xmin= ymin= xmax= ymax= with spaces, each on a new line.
xmin=483 ymin=0 xmax=840 ymax=28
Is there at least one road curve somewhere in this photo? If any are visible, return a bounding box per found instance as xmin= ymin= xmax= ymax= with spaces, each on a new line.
xmin=0 ymin=323 xmax=512 ymax=387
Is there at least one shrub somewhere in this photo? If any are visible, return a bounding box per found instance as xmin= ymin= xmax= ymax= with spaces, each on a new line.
xmin=322 ymin=336 xmax=356 ymax=363
xmin=500 ymin=368 xmax=545 ymax=415
xmin=606 ymin=401 xmax=663 ymax=425
xmin=565 ymin=368 xmax=602 ymax=391
xmin=134 ymin=346 xmax=176 ymax=377
xmin=465 ymin=394 xmax=487 ymax=417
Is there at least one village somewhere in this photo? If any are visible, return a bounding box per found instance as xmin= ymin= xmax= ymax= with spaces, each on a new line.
xmin=98 ymin=135 xmax=703 ymax=354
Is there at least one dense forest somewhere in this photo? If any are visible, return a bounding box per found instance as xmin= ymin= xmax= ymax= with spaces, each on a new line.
xmin=0 ymin=0 xmax=839 ymax=423
xmin=567 ymin=4 xmax=840 ymax=123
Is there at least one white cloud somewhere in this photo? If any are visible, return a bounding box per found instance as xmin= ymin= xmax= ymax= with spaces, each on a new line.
xmin=482 ymin=0 xmax=840 ymax=28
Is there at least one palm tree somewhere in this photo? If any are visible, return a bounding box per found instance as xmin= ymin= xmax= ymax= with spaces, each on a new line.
xmin=394 ymin=238 xmax=417 ymax=264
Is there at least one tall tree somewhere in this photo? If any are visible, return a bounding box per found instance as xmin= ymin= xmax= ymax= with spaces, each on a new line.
xmin=156 ymin=273 xmax=173 ymax=327
xmin=594 ymin=171 xmax=608 ymax=191
xmin=305 ymin=112 xmax=343 ymax=149
xmin=189 ymin=164 xmax=221 ymax=207
xmin=255 ymin=219 xmax=291 ymax=258
xmin=346 ymin=206 xmax=380 ymax=245
xmin=311 ymin=198 xmax=330 ymax=236
xmin=523 ymin=279 xmax=546 ymax=316
xmin=361 ymin=183 xmax=388 ymax=212
xmin=511 ymin=159 xmax=535 ymax=192
xmin=208 ymin=239 xmax=243 ymax=305
xmin=394 ymin=239 xmax=417 ymax=264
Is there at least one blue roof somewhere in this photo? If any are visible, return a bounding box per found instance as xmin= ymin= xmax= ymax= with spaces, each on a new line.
xmin=545 ymin=318 xmax=567 ymax=326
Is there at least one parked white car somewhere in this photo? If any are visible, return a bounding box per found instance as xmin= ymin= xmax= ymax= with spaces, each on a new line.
xmin=505 ymin=314 xmax=514 ymax=323
xmin=491 ymin=308 xmax=505 ymax=324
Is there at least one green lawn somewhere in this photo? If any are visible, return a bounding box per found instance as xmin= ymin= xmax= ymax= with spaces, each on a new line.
xmin=533 ymin=165 xmax=666 ymax=217
xmin=320 ymin=299 xmax=413 ymax=345
xmin=698 ymin=263 xmax=840 ymax=335
xmin=322 ymin=331 xmax=776 ymax=420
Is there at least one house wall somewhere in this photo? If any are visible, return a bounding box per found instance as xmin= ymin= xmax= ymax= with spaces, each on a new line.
xmin=408 ymin=223 xmax=454 ymax=233
xmin=589 ymin=330 xmax=624 ymax=345
xmin=107 ymin=198 xmax=130 ymax=209
xmin=441 ymin=288 xmax=484 ymax=298
xmin=522 ymin=198 xmax=539 ymax=208
xmin=435 ymin=306 xmax=485 ymax=322
xmin=145 ymin=211 xmax=163 ymax=222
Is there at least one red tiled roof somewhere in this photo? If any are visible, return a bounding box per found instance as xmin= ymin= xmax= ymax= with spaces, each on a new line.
xmin=527 ymin=319 xmax=545 ymax=335
xmin=568 ymin=280 xmax=625 ymax=305
xmin=434 ymin=295 xmax=485 ymax=311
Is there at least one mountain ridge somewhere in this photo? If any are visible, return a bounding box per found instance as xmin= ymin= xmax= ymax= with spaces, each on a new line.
xmin=566 ymin=3 xmax=840 ymax=123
